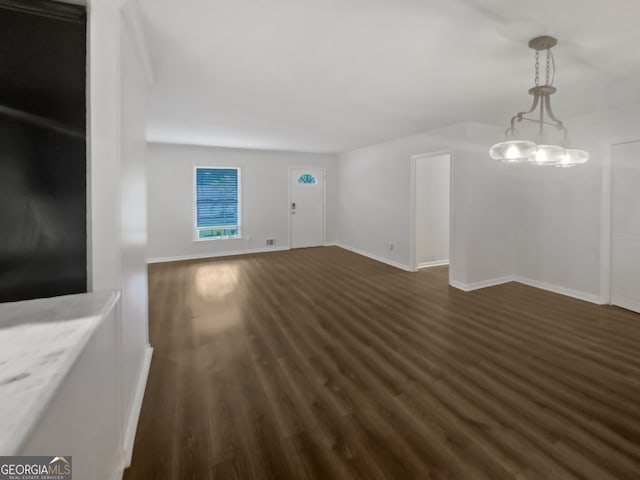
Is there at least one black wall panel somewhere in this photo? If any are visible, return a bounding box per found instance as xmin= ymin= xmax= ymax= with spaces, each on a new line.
xmin=0 ymin=1 xmax=87 ymax=303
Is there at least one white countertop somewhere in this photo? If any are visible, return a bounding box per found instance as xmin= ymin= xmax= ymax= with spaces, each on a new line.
xmin=0 ymin=290 xmax=119 ymax=455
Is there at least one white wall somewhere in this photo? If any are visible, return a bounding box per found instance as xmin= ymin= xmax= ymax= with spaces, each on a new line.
xmin=337 ymin=121 xmax=517 ymax=286
xmin=87 ymin=3 xmax=125 ymax=474
xmin=120 ymin=3 xmax=152 ymax=464
xmin=88 ymin=0 xmax=152 ymax=474
xmin=514 ymin=104 xmax=640 ymax=301
xmin=459 ymin=123 xmax=519 ymax=286
xmin=147 ymin=144 xmax=339 ymax=262
xmin=337 ymin=123 xmax=463 ymax=273
xmin=415 ymin=154 xmax=450 ymax=266
xmin=89 ymin=0 xmax=123 ymax=291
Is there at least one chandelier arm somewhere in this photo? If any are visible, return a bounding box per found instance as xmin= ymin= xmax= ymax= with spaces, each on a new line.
xmin=539 ymin=92 xmax=544 ymax=137
xmin=561 ymin=126 xmax=569 ymax=146
xmin=508 ymin=93 xmax=540 ymax=134
xmin=518 ymin=117 xmax=567 ymax=128
xmin=543 ymin=94 xmax=564 ymax=130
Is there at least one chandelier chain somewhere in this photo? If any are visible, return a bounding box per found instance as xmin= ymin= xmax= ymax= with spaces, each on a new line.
xmin=545 ymin=49 xmax=551 ymax=86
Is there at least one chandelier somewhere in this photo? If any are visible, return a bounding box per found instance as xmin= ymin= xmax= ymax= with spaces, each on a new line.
xmin=489 ymin=36 xmax=589 ymax=168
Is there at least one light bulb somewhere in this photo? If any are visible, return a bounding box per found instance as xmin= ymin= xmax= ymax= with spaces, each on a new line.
xmin=559 ymin=153 xmax=573 ymax=168
xmin=557 ymin=149 xmax=589 ymax=168
xmin=489 ymin=140 xmax=536 ymax=163
xmin=532 ymin=145 xmax=564 ymax=166
xmin=506 ymin=145 xmax=520 ymax=159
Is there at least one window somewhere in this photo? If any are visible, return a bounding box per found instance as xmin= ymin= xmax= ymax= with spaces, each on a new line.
xmin=195 ymin=167 xmax=241 ymax=240
xmin=297 ymin=173 xmax=317 ymax=184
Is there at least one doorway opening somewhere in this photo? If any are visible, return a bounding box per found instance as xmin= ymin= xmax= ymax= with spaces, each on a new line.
xmin=609 ymin=141 xmax=640 ymax=313
xmin=410 ymin=153 xmax=451 ymax=272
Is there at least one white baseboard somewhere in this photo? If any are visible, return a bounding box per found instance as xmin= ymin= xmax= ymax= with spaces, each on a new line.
xmin=449 ymin=276 xmax=515 ymax=292
xmin=147 ymin=246 xmax=290 ymax=264
xmin=123 ymin=346 xmax=153 ymax=467
xmin=418 ymin=259 xmax=449 ymax=269
xmin=449 ymin=274 xmax=602 ymax=305
xmin=611 ymin=294 xmax=640 ymax=313
xmin=334 ymin=243 xmax=414 ymax=272
xmin=514 ymin=276 xmax=603 ymax=304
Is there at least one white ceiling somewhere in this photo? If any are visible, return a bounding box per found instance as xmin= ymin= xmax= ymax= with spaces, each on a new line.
xmin=137 ymin=0 xmax=640 ymax=153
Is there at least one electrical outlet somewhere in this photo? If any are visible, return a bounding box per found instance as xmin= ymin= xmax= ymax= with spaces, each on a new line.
xmin=388 ymin=242 xmax=394 ymax=251
xmin=266 ymin=239 xmax=275 ymax=246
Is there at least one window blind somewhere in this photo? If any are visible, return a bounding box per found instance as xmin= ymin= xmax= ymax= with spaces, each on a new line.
xmin=196 ymin=168 xmax=239 ymax=228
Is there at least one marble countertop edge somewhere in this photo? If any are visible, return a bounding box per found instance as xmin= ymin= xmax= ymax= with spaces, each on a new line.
xmin=0 ymin=290 xmax=120 ymax=456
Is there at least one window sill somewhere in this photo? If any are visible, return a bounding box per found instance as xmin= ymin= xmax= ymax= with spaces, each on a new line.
xmin=193 ymin=236 xmax=243 ymax=242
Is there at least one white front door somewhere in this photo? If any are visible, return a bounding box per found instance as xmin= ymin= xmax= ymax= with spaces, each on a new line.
xmin=290 ymin=168 xmax=324 ymax=248
xmin=611 ymin=142 xmax=640 ymax=313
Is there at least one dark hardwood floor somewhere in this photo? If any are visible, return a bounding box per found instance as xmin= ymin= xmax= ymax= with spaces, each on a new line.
xmin=123 ymin=246 xmax=640 ymax=480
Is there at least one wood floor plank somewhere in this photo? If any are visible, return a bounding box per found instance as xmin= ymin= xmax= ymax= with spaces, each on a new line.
xmin=124 ymin=247 xmax=640 ymax=480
